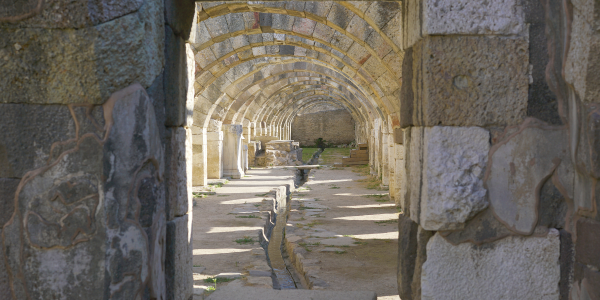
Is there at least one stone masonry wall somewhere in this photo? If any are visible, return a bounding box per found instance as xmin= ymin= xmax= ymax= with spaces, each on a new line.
xmin=291 ymin=109 xmax=355 ymax=146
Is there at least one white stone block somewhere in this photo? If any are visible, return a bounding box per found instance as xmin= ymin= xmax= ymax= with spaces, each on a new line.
xmin=422 ymin=230 xmax=560 ymax=300
xmin=409 ymin=126 xmax=490 ymax=230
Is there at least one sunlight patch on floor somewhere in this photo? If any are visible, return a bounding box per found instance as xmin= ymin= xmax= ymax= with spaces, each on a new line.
xmin=333 ymin=213 xmax=399 ymax=221
xmin=193 ymin=248 xmax=253 ymax=255
xmin=219 ymin=197 xmax=264 ymax=204
xmin=338 ymin=204 xmax=395 ymax=209
xmin=352 ymin=232 xmax=398 ymax=240
xmin=207 ymin=226 xmax=262 ymax=233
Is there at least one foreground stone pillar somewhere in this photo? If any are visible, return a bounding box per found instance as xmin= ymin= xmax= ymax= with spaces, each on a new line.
xmin=0 ymin=85 xmax=168 ymax=299
xmin=222 ymin=124 xmax=244 ymax=179
xmin=206 ymin=131 xmax=223 ymax=179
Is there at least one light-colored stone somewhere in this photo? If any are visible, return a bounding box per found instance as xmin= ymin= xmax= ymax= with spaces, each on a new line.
xmin=486 ymin=122 xmax=573 ymax=235
xmin=409 ymin=126 xmax=490 ymax=230
xmin=223 ymin=124 xmax=244 ymax=179
xmin=207 ymin=131 xmax=224 ymax=179
xmin=421 ymin=230 xmax=560 ymax=300
xmin=401 ymin=36 xmax=529 ymax=127
xmin=423 ymin=0 xmax=525 ymax=36
xmin=0 ymin=0 xmax=164 ymax=105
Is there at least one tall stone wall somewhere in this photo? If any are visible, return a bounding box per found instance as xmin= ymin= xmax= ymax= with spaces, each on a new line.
xmin=397 ymin=1 xmax=600 ymax=299
xmin=0 ymin=0 xmax=196 ymax=299
xmin=291 ymin=109 xmax=355 ymax=146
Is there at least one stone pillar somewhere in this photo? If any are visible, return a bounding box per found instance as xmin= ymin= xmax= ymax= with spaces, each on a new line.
xmin=381 ymin=129 xmax=390 ymax=187
xmin=243 ymin=143 xmax=249 ymax=172
xmin=192 ymin=126 xmax=208 ymax=186
xmin=0 ymin=85 xmax=169 ymax=299
xmin=222 ymin=124 xmax=244 ymax=179
xmin=206 ymin=131 xmax=223 ymax=179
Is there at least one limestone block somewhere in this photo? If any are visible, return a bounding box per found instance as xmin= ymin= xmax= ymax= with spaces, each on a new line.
xmin=207 ymin=131 xmax=224 ymax=179
xmin=1 ymin=84 xmax=167 ymax=299
xmin=422 ymin=230 xmax=560 ymax=300
xmin=266 ymin=140 xmax=294 ymax=152
xmin=423 ymin=0 xmax=524 ymax=36
xmin=0 ymin=0 xmax=164 ymax=105
xmin=166 ymin=127 xmax=193 ymax=220
xmin=166 ymin=214 xmax=194 ymax=300
xmin=564 ymin=0 xmax=600 ymax=104
xmin=223 ymin=124 xmax=244 ymax=179
xmin=0 ymin=0 xmax=143 ymax=28
xmin=408 ymin=126 xmax=490 ymax=231
xmin=486 ymin=121 xmax=573 ymax=235
xmin=400 ymin=36 xmax=528 ymax=128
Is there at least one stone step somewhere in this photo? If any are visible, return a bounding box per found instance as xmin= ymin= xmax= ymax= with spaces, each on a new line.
xmin=350 ymin=149 xmax=368 ymax=155
xmin=342 ymin=157 xmax=369 ymax=162
xmin=206 ymin=286 xmax=376 ymax=300
xmin=357 ymin=143 xmax=368 ymax=150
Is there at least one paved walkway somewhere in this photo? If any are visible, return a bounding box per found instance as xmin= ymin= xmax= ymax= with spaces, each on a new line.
xmin=192 ymin=153 xmax=400 ymax=299
xmin=285 ymin=166 xmax=400 ymax=299
xmin=192 ymin=168 xmax=295 ymax=299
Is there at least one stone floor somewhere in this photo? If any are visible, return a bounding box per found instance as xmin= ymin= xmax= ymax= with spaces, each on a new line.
xmin=192 ymin=150 xmax=400 ymax=299
xmin=192 ymin=168 xmax=296 ymax=299
xmin=285 ymin=166 xmax=400 ymax=300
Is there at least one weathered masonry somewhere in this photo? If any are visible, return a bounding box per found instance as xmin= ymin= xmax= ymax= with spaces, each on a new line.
xmin=0 ymin=0 xmax=599 ymax=299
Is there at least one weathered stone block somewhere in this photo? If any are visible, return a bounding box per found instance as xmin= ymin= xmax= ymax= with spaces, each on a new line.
xmin=0 ymin=178 xmax=18 ymax=227
xmin=575 ymin=218 xmax=600 ymax=270
xmin=486 ymin=120 xmax=573 ymax=235
xmin=400 ymin=36 xmax=528 ymax=127
xmin=166 ymin=127 xmax=193 ymax=220
xmin=207 ymin=131 xmax=224 ymax=179
xmin=0 ymin=0 xmax=164 ymax=105
xmin=0 ymin=0 xmax=144 ymax=28
xmin=164 ymin=0 xmax=196 ymax=40
xmin=408 ymin=126 xmax=490 ymax=231
xmin=166 ymin=214 xmax=193 ymax=300
xmin=223 ymin=124 xmax=244 ymax=179
xmin=397 ymin=213 xmax=418 ymax=300
xmin=422 ymin=230 xmax=560 ymax=300
xmin=1 ymin=84 xmax=167 ymax=299
xmin=0 ymin=104 xmax=94 ymax=178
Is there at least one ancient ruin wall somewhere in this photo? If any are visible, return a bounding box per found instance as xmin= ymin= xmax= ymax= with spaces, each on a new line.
xmin=291 ymin=109 xmax=355 ymax=146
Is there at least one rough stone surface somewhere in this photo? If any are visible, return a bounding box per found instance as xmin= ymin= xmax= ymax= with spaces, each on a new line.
xmin=575 ymin=218 xmax=600 ymax=270
xmin=0 ymin=0 xmax=164 ymax=105
xmin=166 ymin=214 xmax=193 ymax=300
xmin=0 ymin=0 xmax=144 ymax=27
xmin=265 ymin=140 xmax=302 ymax=166
xmin=165 ymin=26 xmax=195 ymax=127
xmin=486 ymin=122 xmax=573 ymax=234
xmin=422 ymin=0 xmax=525 ymax=36
xmin=401 ymin=36 xmax=529 ymax=127
xmin=397 ymin=213 xmax=418 ymax=300
xmin=291 ymin=109 xmax=356 ymax=146
xmin=166 ymin=127 xmax=193 ymax=220
xmin=422 ymin=230 xmax=561 ymax=300
xmin=1 ymin=84 xmax=167 ymax=299
xmin=164 ymin=0 xmax=196 ymax=40
xmin=409 ymin=126 xmax=490 ymax=231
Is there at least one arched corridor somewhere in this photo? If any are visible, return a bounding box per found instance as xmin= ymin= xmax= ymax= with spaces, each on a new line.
xmin=0 ymin=0 xmax=599 ymax=299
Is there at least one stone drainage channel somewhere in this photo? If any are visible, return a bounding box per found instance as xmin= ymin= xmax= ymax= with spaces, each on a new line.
xmin=262 ymin=151 xmax=322 ymax=290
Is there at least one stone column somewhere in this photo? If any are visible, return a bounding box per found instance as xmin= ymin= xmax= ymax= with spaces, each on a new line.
xmin=381 ymin=129 xmax=390 ymax=187
xmin=222 ymin=124 xmax=244 ymax=179
xmin=206 ymin=131 xmax=223 ymax=179
xmin=192 ymin=126 xmax=208 ymax=186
